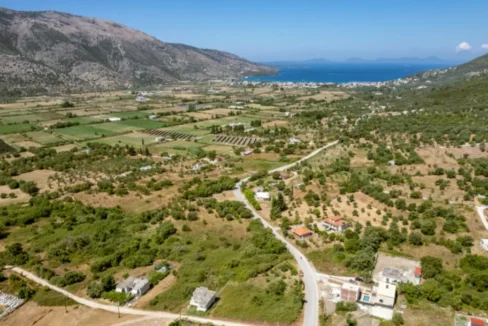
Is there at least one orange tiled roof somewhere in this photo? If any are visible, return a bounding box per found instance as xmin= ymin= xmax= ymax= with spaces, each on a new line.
xmin=292 ymin=227 xmax=313 ymax=237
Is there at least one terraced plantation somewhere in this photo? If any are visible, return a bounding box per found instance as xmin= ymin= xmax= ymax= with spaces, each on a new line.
xmin=143 ymin=129 xmax=194 ymax=140
xmin=213 ymin=135 xmax=260 ymax=146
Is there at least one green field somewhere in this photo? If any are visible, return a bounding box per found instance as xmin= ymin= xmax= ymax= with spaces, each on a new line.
xmin=0 ymin=123 xmax=35 ymax=134
xmin=149 ymin=140 xmax=205 ymax=153
xmin=241 ymin=158 xmax=289 ymax=171
xmin=63 ymin=116 xmax=104 ymax=125
xmin=212 ymin=283 xmax=303 ymax=324
xmin=107 ymin=111 xmax=150 ymax=119
xmin=117 ymin=118 xmax=167 ymax=129
xmin=161 ymin=116 xmax=257 ymax=136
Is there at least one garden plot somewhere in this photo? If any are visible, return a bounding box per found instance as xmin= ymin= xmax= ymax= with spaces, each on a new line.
xmin=213 ymin=135 xmax=260 ymax=146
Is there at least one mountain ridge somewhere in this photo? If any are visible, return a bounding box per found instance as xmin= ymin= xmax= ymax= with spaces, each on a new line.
xmin=0 ymin=6 xmax=274 ymax=95
xmin=408 ymin=52 xmax=488 ymax=83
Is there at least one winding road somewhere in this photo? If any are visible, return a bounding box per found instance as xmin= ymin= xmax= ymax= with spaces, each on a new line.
xmin=233 ymin=140 xmax=339 ymax=326
xmin=7 ymin=140 xmax=339 ymax=326
xmin=7 ymin=266 xmax=251 ymax=326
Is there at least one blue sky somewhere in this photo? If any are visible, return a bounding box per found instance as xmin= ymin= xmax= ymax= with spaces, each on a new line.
xmin=3 ymin=0 xmax=488 ymax=62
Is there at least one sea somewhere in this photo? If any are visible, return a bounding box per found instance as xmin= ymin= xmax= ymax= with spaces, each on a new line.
xmin=244 ymin=63 xmax=452 ymax=83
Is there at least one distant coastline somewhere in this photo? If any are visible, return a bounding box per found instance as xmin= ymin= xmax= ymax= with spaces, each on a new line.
xmin=245 ymin=62 xmax=452 ymax=83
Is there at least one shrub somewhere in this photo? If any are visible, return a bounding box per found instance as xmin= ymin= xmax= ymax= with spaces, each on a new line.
xmin=87 ymin=282 xmax=103 ymax=298
xmin=102 ymin=291 xmax=133 ymax=304
xmin=101 ymin=274 xmax=116 ymax=292
xmin=392 ymin=312 xmax=404 ymax=325
xmin=51 ymin=271 xmax=85 ymax=287
xmin=336 ymin=301 xmax=358 ymax=312
xmin=149 ymin=271 xmax=169 ymax=286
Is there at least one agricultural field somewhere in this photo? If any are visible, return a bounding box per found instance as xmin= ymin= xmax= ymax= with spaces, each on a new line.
xmin=3 ymin=78 xmax=487 ymax=326
xmin=0 ymin=83 xmax=319 ymax=325
xmin=0 ymin=123 xmax=36 ymax=134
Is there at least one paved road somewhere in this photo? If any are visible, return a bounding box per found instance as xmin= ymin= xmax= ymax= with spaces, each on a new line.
xmin=8 ymin=266 xmax=253 ymax=326
xmin=234 ymin=140 xmax=339 ymax=326
xmin=8 ymin=140 xmax=339 ymax=326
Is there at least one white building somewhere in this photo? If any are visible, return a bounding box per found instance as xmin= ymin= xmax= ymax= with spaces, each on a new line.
xmin=381 ymin=267 xmax=410 ymax=284
xmin=255 ymin=191 xmax=271 ymax=201
xmin=323 ymin=216 xmax=349 ymax=232
xmin=115 ymin=277 xmax=150 ymax=297
xmin=372 ymin=282 xmax=396 ymax=308
xmin=190 ymin=287 xmax=216 ymax=312
xmin=149 ymin=115 xmax=159 ymax=120
xmin=108 ymin=117 xmax=121 ymax=122
xmin=480 ymin=239 xmax=488 ymax=252
xmin=289 ymin=137 xmax=301 ymax=144
xmin=140 ymin=165 xmax=153 ymax=172
xmin=155 ymin=137 xmax=165 ymax=142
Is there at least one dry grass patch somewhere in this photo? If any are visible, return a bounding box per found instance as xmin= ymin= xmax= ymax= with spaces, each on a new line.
xmin=1 ymin=301 xmax=139 ymax=326
xmin=0 ymin=186 xmax=30 ymax=205
xmin=298 ymin=90 xmax=349 ymax=102
xmin=262 ymin=120 xmax=289 ymax=128
xmin=14 ymin=140 xmax=42 ymax=148
xmin=13 ymin=170 xmax=58 ymax=192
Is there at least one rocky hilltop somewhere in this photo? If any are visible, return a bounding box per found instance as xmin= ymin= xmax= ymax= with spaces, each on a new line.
xmin=0 ymin=7 xmax=274 ymax=95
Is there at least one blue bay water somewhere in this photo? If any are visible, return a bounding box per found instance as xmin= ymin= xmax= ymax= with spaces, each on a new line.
xmin=245 ymin=63 xmax=452 ymax=83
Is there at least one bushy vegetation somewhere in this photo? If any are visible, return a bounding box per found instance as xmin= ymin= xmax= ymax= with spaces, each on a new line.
xmin=148 ymin=219 xmax=293 ymax=313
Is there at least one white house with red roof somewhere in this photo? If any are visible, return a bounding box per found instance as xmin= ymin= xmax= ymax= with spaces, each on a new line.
xmin=323 ymin=215 xmax=349 ymax=232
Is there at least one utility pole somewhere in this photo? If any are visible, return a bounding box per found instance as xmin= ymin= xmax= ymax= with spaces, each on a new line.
xmin=117 ymin=302 xmax=120 ymax=318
